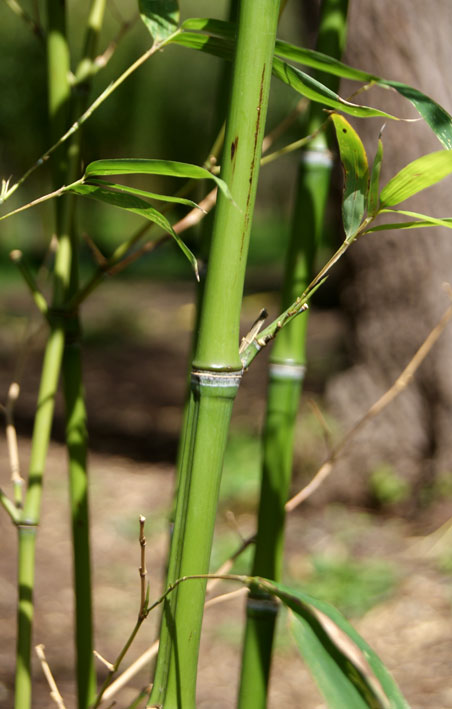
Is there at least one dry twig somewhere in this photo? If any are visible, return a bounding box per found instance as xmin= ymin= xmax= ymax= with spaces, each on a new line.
xmin=35 ymin=644 xmax=66 ymax=709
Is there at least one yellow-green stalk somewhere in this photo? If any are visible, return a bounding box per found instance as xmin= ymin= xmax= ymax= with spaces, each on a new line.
xmin=237 ymin=2 xmax=349 ymax=706
xmin=148 ymin=2 xmax=281 ymax=707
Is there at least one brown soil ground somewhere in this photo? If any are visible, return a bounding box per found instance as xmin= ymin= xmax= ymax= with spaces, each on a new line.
xmin=1 ymin=280 xmax=452 ymax=708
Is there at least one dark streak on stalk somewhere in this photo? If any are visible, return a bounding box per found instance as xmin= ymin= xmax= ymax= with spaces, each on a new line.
xmin=240 ymin=64 xmax=266 ymax=256
xmin=231 ymin=136 xmax=239 ymax=162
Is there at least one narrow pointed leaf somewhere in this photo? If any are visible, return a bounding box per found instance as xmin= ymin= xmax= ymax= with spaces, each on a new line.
xmin=367 ymin=137 xmax=383 ymax=217
xmin=67 ymin=183 xmax=198 ymax=279
xmin=272 ymin=39 xmax=452 ymax=148
xmin=175 ymin=19 xmax=452 ymax=148
xmin=87 ymin=178 xmax=203 ymax=210
xmin=84 ymin=158 xmax=232 ymax=200
xmin=171 ymin=25 xmax=398 ymax=121
xmin=256 ymin=579 xmax=409 ymax=709
xmin=272 ymin=59 xmax=398 ymax=120
xmin=364 ymin=209 xmax=452 ymax=233
xmin=139 ymin=0 xmax=179 ymax=45
xmin=380 ymin=151 xmax=452 ymax=207
xmin=331 ymin=114 xmax=369 ymax=238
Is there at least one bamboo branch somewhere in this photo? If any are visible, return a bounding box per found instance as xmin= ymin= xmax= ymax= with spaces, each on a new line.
xmin=1 ymin=29 xmax=182 ymax=203
xmin=10 ymin=250 xmax=50 ymax=319
xmin=285 ymin=299 xmax=452 ymax=511
xmin=138 ymin=515 xmax=147 ymax=617
xmin=2 ymin=0 xmax=44 ymax=41
xmin=35 ymin=645 xmax=66 ymax=709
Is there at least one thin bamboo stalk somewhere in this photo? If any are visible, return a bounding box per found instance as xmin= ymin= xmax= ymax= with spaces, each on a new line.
xmin=14 ymin=4 xmax=73 ymax=704
xmin=60 ymin=3 xmax=107 ymax=706
xmin=237 ymin=1 xmax=349 ymax=705
xmin=148 ymin=3 xmax=281 ymax=707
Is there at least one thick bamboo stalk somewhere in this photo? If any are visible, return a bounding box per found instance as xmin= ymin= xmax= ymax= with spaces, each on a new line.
xmin=237 ymin=1 xmax=349 ymax=705
xmin=148 ymin=2 xmax=281 ymax=707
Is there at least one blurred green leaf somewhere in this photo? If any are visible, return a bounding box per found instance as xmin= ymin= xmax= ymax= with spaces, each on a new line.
xmin=367 ymin=137 xmax=383 ymax=217
xmin=380 ymin=151 xmax=452 ymax=207
xmin=139 ymin=0 xmax=179 ymax=45
xmin=331 ymin=114 xmax=369 ymax=238
xmin=84 ymin=158 xmax=231 ymax=200
xmin=257 ymin=579 xmax=409 ymax=709
xmin=68 ymin=183 xmax=198 ymax=279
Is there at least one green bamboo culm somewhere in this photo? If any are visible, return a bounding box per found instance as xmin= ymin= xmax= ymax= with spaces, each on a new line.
xmin=237 ymin=1 xmax=349 ymax=706
xmin=148 ymin=2 xmax=281 ymax=707
xmin=60 ymin=2 xmax=107 ymax=706
xmin=14 ymin=4 xmax=73 ymax=706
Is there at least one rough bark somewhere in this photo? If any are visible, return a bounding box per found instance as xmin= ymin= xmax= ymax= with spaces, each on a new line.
xmin=325 ymin=0 xmax=452 ymax=507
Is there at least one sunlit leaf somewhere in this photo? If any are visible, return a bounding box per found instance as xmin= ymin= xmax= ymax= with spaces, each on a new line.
xmin=67 ymin=183 xmax=199 ymax=279
xmin=379 ymin=151 xmax=452 ymax=207
xmin=331 ymin=114 xmax=369 ymax=238
xmin=84 ymin=158 xmax=232 ymax=200
xmin=171 ymin=25 xmax=398 ymax=121
xmin=272 ymin=39 xmax=452 ymax=149
xmin=257 ymin=579 xmax=409 ymax=709
xmin=367 ymin=136 xmax=383 ymax=217
xmin=87 ymin=178 xmax=203 ymax=210
xmin=274 ymin=60 xmax=398 ymax=121
xmin=139 ymin=0 xmax=179 ymax=45
xmin=176 ymin=19 xmax=452 ymax=148
xmin=364 ymin=209 xmax=452 ymax=233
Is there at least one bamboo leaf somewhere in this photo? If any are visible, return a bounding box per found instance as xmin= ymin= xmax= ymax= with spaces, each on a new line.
xmin=258 ymin=579 xmax=409 ymax=709
xmin=379 ymin=151 xmax=452 ymax=207
xmin=367 ymin=136 xmax=383 ymax=217
xmin=273 ymin=59 xmax=398 ymax=121
xmin=171 ymin=26 xmax=398 ymax=121
xmin=272 ymin=39 xmax=452 ymax=149
xmin=139 ymin=0 xmax=179 ymax=45
xmin=364 ymin=209 xmax=452 ymax=233
xmin=86 ymin=178 xmax=203 ymax=210
xmin=67 ymin=183 xmax=199 ymax=279
xmin=176 ymin=19 xmax=452 ymax=148
xmin=84 ymin=158 xmax=232 ymax=200
xmin=331 ymin=114 xmax=369 ymax=238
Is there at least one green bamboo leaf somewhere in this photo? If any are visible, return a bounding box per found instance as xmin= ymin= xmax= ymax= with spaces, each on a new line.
xmin=259 ymin=579 xmax=409 ymax=709
xmin=86 ymin=178 xmax=203 ymax=210
xmin=367 ymin=136 xmax=383 ymax=217
xmin=84 ymin=158 xmax=232 ymax=200
xmin=139 ymin=0 xmax=179 ymax=45
xmin=176 ymin=19 xmax=452 ymax=148
xmin=272 ymin=59 xmax=398 ymax=121
xmin=171 ymin=25 xmax=398 ymax=121
xmin=379 ymin=151 xmax=452 ymax=207
xmin=364 ymin=209 xmax=452 ymax=233
xmin=272 ymin=40 xmax=452 ymax=149
xmin=331 ymin=114 xmax=369 ymax=238
xmin=68 ymin=183 xmax=199 ymax=279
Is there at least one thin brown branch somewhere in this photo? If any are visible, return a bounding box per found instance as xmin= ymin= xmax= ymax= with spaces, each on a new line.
xmin=35 ymin=644 xmax=66 ymax=709
xmin=94 ymin=14 xmax=139 ymax=70
xmin=286 ymin=300 xmax=452 ymax=512
xmin=139 ymin=514 xmax=147 ymax=616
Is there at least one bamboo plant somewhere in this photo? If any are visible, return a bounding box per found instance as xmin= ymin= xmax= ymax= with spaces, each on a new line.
xmin=148 ymin=2 xmax=282 ymax=706
xmin=3 ymin=2 xmax=452 ymax=707
xmin=238 ymin=1 xmax=349 ymax=705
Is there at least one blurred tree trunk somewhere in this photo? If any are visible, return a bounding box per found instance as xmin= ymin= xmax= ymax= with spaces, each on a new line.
xmin=325 ymin=0 xmax=452 ymax=507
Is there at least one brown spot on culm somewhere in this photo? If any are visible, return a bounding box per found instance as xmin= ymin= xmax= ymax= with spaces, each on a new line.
xmin=231 ymin=136 xmax=239 ymax=161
